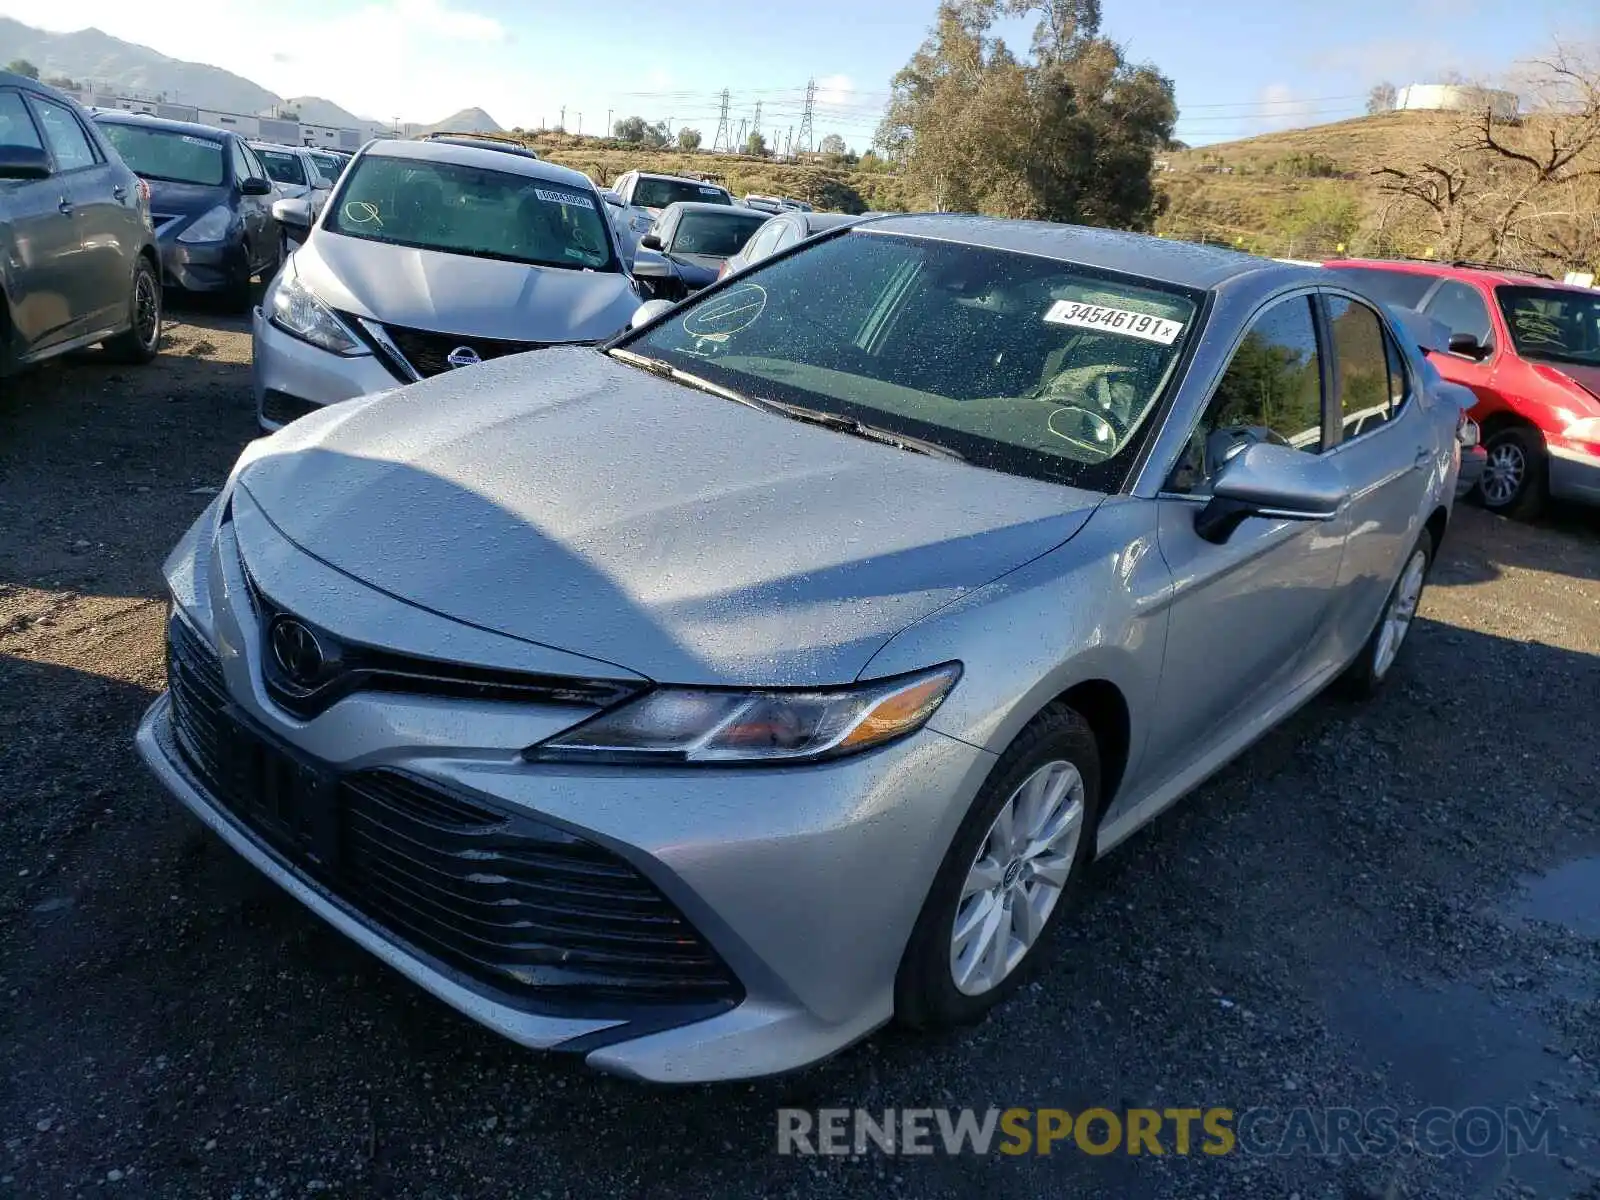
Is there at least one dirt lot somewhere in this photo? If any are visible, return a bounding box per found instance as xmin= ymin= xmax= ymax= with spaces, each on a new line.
xmin=2 ymin=314 xmax=1598 ymax=1199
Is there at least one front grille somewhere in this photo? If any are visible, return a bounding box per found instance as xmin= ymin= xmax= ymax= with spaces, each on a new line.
xmin=379 ymin=323 xmax=548 ymax=379
xmin=165 ymin=616 xmax=740 ymax=1014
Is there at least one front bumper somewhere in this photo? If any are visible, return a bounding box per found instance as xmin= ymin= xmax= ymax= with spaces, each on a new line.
xmin=252 ymin=306 xmax=400 ymax=431
xmin=1548 ymin=443 xmax=1600 ymax=506
xmin=137 ymin=515 xmax=996 ymax=1080
xmin=158 ymin=234 xmax=245 ymax=294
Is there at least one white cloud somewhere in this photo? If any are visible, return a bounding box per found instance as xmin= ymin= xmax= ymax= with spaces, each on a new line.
xmin=815 ymin=74 xmax=855 ymax=105
xmin=1253 ymin=83 xmax=1329 ymax=133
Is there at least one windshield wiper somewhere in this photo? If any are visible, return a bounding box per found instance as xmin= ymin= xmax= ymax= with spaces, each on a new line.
xmin=606 ymin=349 xmax=771 ymax=413
xmin=757 ymin=398 xmax=966 ymax=461
xmin=606 ymin=351 xmax=964 ymax=461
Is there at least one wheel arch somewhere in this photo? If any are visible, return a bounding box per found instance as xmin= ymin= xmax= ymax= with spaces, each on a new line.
xmin=1051 ymin=678 xmax=1131 ymax=811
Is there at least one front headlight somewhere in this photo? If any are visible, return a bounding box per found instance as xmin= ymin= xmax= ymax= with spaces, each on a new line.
xmin=177 ymin=204 xmax=234 ymax=243
xmin=269 ymin=263 xmax=365 ymax=356
xmin=528 ymin=664 xmax=961 ymax=765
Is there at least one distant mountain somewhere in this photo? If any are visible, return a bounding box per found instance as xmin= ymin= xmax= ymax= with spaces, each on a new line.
xmin=421 ymin=107 xmax=504 ymax=135
xmin=0 ymin=17 xmax=279 ymax=113
xmin=278 ymin=95 xmax=368 ymax=128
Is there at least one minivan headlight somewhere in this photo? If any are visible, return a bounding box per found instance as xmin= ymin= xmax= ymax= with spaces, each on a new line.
xmin=527 ymin=664 xmax=961 ymax=765
xmin=269 ymin=263 xmax=365 ymax=357
xmin=177 ymin=204 xmax=234 ymax=243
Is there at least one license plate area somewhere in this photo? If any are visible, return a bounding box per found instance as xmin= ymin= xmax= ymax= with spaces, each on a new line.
xmin=215 ymin=707 xmax=341 ymax=872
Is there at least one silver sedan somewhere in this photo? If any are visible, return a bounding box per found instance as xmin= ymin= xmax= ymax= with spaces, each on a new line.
xmin=137 ymin=215 xmax=1462 ymax=1082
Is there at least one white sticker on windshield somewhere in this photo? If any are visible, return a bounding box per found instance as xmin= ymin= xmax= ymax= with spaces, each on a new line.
xmin=534 ymin=187 xmax=594 ymax=209
xmin=181 ymin=135 xmax=213 ymax=146
xmin=698 ymin=186 xmax=721 ymax=195
xmin=1044 ymin=300 xmax=1185 ymax=345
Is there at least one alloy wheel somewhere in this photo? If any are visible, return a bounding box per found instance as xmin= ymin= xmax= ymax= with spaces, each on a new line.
xmin=1481 ymin=440 xmax=1526 ymax=507
xmin=950 ymin=759 xmax=1084 ymax=996
xmin=1373 ymin=548 xmax=1428 ymax=680
xmin=134 ymin=270 xmax=160 ymax=351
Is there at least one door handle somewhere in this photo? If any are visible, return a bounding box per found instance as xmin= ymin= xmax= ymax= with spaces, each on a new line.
xmin=57 ymin=199 xmax=74 ymax=216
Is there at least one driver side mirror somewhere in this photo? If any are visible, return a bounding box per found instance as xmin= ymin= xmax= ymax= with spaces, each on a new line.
xmin=639 ymin=233 xmax=664 ymax=252
xmin=240 ymin=176 xmax=274 ymax=197
xmin=0 ymin=143 xmax=50 ymax=181
xmin=1447 ymin=332 xmax=1491 ymax=360
xmin=629 ymin=299 xmax=676 ymax=330
xmin=271 ymin=197 xmax=313 ymax=231
xmin=1195 ymin=442 xmax=1348 ymax=545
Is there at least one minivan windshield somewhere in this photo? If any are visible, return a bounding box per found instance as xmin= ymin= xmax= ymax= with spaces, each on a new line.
xmin=634 ymin=177 xmax=730 ymax=209
xmin=255 ymin=147 xmax=307 ymax=187
xmin=1496 ymin=286 xmax=1600 ymax=366
xmin=97 ymin=124 xmax=225 ymax=186
xmin=325 ymin=155 xmax=616 ymax=271
xmin=626 ymin=231 xmax=1199 ymax=491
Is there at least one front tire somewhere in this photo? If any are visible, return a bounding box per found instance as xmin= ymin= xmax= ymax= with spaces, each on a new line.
xmin=101 ymin=257 xmax=162 ymax=364
xmin=895 ymin=704 xmax=1101 ymax=1030
xmin=1341 ymin=530 xmax=1433 ymax=699
xmin=1476 ymin=426 xmax=1547 ymax=519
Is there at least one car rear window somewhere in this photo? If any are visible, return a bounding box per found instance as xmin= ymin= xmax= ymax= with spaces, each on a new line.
xmin=97 ymin=124 xmax=225 ymax=186
xmin=634 ymin=178 xmax=730 ymax=209
xmin=255 ymin=148 xmax=307 ymax=187
xmin=1328 ymin=266 xmax=1438 ymax=309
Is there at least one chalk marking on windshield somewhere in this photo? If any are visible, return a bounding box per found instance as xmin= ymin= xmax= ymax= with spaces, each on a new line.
xmin=342 ymin=200 xmax=382 ymax=227
xmin=684 ymin=283 xmax=767 ymax=338
xmin=1044 ymin=299 xmax=1184 ymax=345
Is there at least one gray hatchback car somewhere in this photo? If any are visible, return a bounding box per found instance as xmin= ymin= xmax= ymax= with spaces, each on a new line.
xmin=1 ymin=71 xmax=161 ymax=376
xmin=137 ymin=215 xmax=1462 ymax=1082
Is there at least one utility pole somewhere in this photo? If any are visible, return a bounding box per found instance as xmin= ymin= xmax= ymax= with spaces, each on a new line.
xmin=711 ymin=88 xmax=732 ymax=152
xmin=784 ymin=127 xmax=793 ymax=158
xmin=736 ymin=117 xmax=746 ymax=148
xmin=576 ymin=112 xmax=582 ymax=136
xmin=559 ymin=105 xmax=566 ymax=132
xmin=606 ymin=108 xmax=612 ymax=138
xmin=796 ymin=77 xmax=816 ymax=155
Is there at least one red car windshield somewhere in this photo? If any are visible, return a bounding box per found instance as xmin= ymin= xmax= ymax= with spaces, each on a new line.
xmin=1497 ymin=286 xmax=1600 ymax=367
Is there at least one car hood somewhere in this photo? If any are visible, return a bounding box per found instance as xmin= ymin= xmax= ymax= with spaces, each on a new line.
xmin=236 ymin=348 xmax=1102 ymax=685
xmin=291 ymin=233 xmax=641 ymax=343
xmin=1542 ymin=360 xmax=1600 ymax=401
xmin=143 ymin=179 xmax=229 ymax=219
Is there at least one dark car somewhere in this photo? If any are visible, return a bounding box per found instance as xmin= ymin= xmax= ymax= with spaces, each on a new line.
xmin=92 ymin=111 xmax=281 ymax=311
xmin=1 ymin=72 xmax=162 ymax=377
xmin=414 ymin=132 xmax=540 ymax=160
xmin=633 ymin=202 xmax=770 ymax=299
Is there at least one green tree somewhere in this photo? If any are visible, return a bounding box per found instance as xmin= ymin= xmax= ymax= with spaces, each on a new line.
xmin=677 ymin=127 xmax=703 ymax=151
xmin=744 ymin=131 xmax=768 ymax=156
xmin=5 ymin=58 xmax=40 ymax=80
xmin=613 ymin=115 xmax=668 ymax=147
xmin=819 ymin=133 xmax=848 ymax=157
xmin=881 ymin=0 xmax=1176 ymax=228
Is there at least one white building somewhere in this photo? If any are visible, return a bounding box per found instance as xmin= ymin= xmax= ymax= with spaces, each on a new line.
xmin=62 ymin=88 xmax=371 ymax=149
xmin=1396 ymin=83 xmax=1519 ymax=121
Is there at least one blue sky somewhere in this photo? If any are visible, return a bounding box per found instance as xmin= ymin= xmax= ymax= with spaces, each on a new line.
xmin=1 ymin=0 xmax=1593 ymax=147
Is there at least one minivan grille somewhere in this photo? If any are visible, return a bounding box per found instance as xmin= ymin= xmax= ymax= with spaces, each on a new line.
xmin=165 ymin=615 xmax=741 ymax=1014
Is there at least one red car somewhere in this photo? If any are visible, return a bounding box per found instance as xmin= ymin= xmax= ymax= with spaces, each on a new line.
xmin=1324 ymin=259 xmax=1600 ymax=517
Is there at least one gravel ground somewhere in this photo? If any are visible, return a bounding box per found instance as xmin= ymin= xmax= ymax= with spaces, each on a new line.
xmin=1 ymin=312 xmax=1598 ymax=1199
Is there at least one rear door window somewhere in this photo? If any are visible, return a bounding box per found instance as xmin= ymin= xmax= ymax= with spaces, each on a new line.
xmin=1423 ymin=281 xmax=1493 ymax=346
xmin=1326 ymin=295 xmax=1396 ymax=438
xmin=30 ymin=96 xmax=98 ymax=172
xmin=0 ymin=89 xmax=44 ymax=153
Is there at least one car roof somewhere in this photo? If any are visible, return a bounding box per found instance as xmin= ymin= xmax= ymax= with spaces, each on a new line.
xmin=91 ymin=110 xmax=232 ymax=142
xmin=665 ymin=201 xmax=766 ymax=216
xmin=249 ymin=141 xmax=305 ymax=152
xmin=637 ymin=172 xmax=728 ymax=188
xmin=855 ymin=214 xmax=1299 ymax=291
xmin=1327 ymin=257 xmax=1592 ymax=293
xmin=359 ymin=137 xmax=593 ymax=189
xmin=416 ymin=134 xmax=541 ymax=159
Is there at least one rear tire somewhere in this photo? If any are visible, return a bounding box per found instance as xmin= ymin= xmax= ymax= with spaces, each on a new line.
xmin=895 ymin=704 xmax=1101 ymax=1030
xmin=1340 ymin=529 xmax=1433 ymax=699
xmin=222 ymin=243 xmax=255 ymax=313
xmin=102 ymin=257 xmax=162 ymax=365
xmin=1475 ymin=425 xmax=1547 ymax=520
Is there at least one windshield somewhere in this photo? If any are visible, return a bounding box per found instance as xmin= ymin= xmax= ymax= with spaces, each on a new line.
xmin=255 ymin=148 xmax=306 ymax=187
xmin=309 ymin=152 xmax=345 ymax=180
xmin=673 ymin=210 xmax=768 ymax=258
xmin=97 ymin=124 xmax=224 ymax=186
xmin=626 ymin=231 xmax=1199 ymax=490
xmin=324 ymin=155 xmax=617 ymax=271
xmin=1496 ymin=286 xmax=1600 ymax=366
xmin=634 ymin=177 xmax=729 ymax=209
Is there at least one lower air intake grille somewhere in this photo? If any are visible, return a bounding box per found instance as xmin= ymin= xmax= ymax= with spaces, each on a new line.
xmin=165 ymin=615 xmax=741 ymax=1015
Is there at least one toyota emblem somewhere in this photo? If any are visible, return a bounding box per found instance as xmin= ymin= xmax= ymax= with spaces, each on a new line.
xmin=445 ymin=345 xmax=482 ymax=369
xmin=269 ymin=618 xmax=326 ymax=688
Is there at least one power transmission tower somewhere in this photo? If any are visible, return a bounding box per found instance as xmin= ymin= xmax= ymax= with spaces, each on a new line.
xmin=751 ymin=101 xmax=762 ymax=142
xmin=795 ymin=77 xmax=816 ymax=154
xmin=736 ymin=118 xmax=747 ymax=148
xmin=711 ymin=88 xmax=732 ymax=152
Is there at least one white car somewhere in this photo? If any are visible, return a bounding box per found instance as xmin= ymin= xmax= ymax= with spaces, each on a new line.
xmin=249 ymin=142 xmax=335 ymax=232
xmin=606 ymin=170 xmax=733 ymax=261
